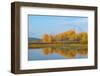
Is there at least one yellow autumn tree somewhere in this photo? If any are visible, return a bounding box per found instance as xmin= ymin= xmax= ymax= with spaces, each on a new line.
xmin=42 ymin=34 xmax=53 ymax=43
xmin=79 ymin=32 xmax=88 ymax=44
xmin=42 ymin=34 xmax=49 ymax=43
xmin=42 ymin=30 xmax=87 ymax=43
xmin=67 ymin=30 xmax=76 ymax=40
xmin=55 ymin=33 xmax=63 ymax=41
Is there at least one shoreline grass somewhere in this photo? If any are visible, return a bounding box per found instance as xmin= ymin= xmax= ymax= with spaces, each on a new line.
xmin=28 ymin=43 xmax=87 ymax=48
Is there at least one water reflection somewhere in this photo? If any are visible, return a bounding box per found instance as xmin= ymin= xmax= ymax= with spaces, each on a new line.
xmin=42 ymin=47 xmax=88 ymax=58
xmin=28 ymin=47 xmax=88 ymax=60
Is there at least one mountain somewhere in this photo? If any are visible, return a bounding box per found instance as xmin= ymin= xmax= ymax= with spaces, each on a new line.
xmin=28 ymin=38 xmax=41 ymax=43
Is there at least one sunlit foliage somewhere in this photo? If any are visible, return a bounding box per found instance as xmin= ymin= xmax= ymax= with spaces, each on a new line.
xmin=42 ymin=30 xmax=88 ymax=44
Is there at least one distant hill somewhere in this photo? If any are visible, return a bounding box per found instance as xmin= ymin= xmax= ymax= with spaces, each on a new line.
xmin=28 ymin=38 xmax=41 ymax=43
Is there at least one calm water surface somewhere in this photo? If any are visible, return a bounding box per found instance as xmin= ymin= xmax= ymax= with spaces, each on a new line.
xmin=28 ymin=47 xmax=88 ymax=61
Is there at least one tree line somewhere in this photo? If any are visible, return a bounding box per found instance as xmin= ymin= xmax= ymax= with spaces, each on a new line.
xmin=42 ymin=30 xmax=88 ymax=44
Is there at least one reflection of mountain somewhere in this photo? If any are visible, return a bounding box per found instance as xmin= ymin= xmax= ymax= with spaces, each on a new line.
xmin=28 ymin=38 xmax=41 ymax=43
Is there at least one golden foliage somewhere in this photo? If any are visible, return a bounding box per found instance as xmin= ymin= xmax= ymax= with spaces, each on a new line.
xmin=42 ymin=34 xmax=53 ymax=43
xmin=42 ymin=30 xmax=88 ymax=44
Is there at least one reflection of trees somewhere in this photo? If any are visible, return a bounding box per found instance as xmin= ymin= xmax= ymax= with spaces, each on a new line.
xmin=63 ymin=50 xmax=77 ymax=58
xmin=78 ymin=49 xmax=88 ymax=56
xmin=42 ymin=48 xmax=53 ymax=55
xmin=42 ymin=47 xmax=87 ymax=58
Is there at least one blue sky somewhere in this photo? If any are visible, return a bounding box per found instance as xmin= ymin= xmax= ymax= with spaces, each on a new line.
xmin=28 ymin=15 xmax=88 ymax=38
